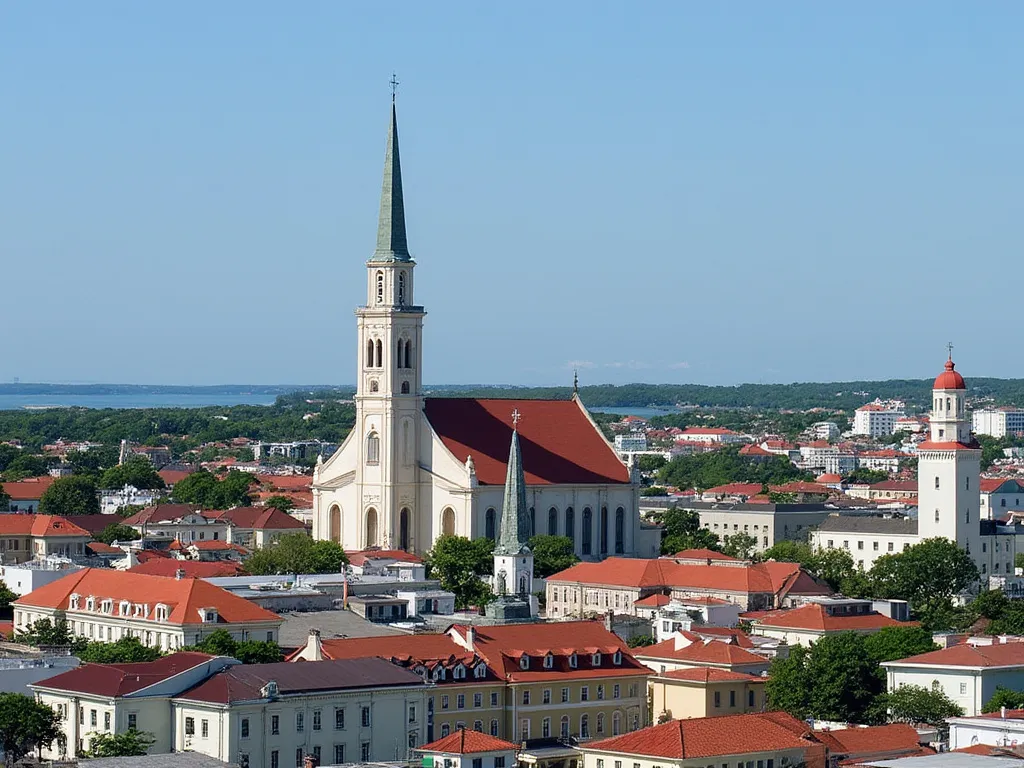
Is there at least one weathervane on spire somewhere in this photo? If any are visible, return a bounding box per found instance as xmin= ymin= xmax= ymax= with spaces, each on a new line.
xmin=390 ymin=72 xmax=399 ymax=103
xmin=573 ymin=368 xmax=579 ymax=397
xmin=947 ymin=341 xmax=954 ymax=360
xmin=511 ymin=409 xmax=522 ymax=429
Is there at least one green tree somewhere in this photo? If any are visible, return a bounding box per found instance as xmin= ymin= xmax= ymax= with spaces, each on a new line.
xmin=810 ymin=547 xmax=857 ymax=592
xmin=3 ymin=453 xmax=49 ymax=479
xmin=659 ymin=446 xmax=812 ymax=491
xmin=172 ymin=469 xmax=254 ymax=509
xmin=879 ymin=684 xmax=963 ymax=733
xmin=722 ymin=532 xmax=758 ymax=560
xmin=0 ymin=692 xmax=65 ymax=766
xmin=16 ymin=618 xmax=78 ymax=648
xmin=870 ymin=538 xmax=979 ymax=623
xmin=38 ymin=476 xmax=100 ymax=516
xmin=0 ymin=485 xmax=9 ymax=512
xmin=659 ymin=507 xmax=721 ymax=555
xmin=635 ymin=455 xmax=667 ymax=474
xmin=245 ymin=533 xmax=346 ymax=575
xmin=983 ymin=686 xmax=1024 ymax=714
xmin=640 ymin=486 xmax=668 ymax=497
xmin=527 ymin=535 xmax=579 ymax=578
xmin=863 ymin=626 xmax=939 ymax=664
xmin=0 ymin=584 xmax=16 ymax=612
xmin=626 ymin=634 xmax=655 ymax=648
xmin=264 ymin=495 xmax=295 ymax=512
xmin=805 ymin=632 xmax=882 ymax=722
xmin=84 ymin=729 xmax=156 ymax=757
xmin=842 ymin=468 xmax=890 ymax=485
xmin=760 ymin=540 xmax=816 ymax=567
xmin=77 ymin=636 xmax=162 ymax=664
xmin=426 ymin=535 xmax=495 ymax=609
xmin=95 ymin=523 xmax=141 ymax=545
xmin=65 ymin=446 xmax=120 ymax=478
xmin=99 ymin=457 xmax=166 ymax=490
xmin=765 ymin=644 xmax=812 ymax=719
xmin=184 ymin=629 xmax=284 ymax=664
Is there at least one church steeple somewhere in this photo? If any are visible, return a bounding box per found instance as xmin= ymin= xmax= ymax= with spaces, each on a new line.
xmin=496 ymin=412 xmax=531 ymax=555
xmin=372 ymin=101 xmax=411 ymax=263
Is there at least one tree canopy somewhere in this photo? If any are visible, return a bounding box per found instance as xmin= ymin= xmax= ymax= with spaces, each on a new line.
xmin=658 ymin=446 xmax=812 ymax=491
xmin=983 ymin=686 xmax=1024 ymax=714
xmin=77 ymin=636 xmax=163 ymax=664
xmin=879 ymin=684 xmax=963 ymax=734
xmin=245 ymin=533 xmax=346 ymax=575
xmin=38 ymin=476 xmax=100 ymax=516
xmin=0 ymin=692 xmax=64 ymax=766
xmin=95 ymin=523 xmax=141 ymax=545
xmin=722 ymin=532 xmax=758 ymax=560
xmin=528 ymin=535 xmax=579 ymax=579
xmin=184 ymin=629 xmax=283 ymax=664
xmin=426 ymin=535 xmax=495 ymax=609
xmin=658 ymin=507 xmax=721 ymax=555
xmin=264 ymin=495 xmax=295 ymax=512
xmin=863 ymin=626 xmax=939 ymax=664
xmin=172 ymin=469 xmax=254 ymax=509
xmin=98 ymin=457 xmax=166 ymax=490
xmin=85 ymin=729 xmax=156 ymax=758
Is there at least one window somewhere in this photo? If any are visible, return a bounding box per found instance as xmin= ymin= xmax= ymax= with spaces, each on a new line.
xmin=202 ymin=719 xmax=209 ymax=738
xmin=496 ymin=758 xmax=506 ymax=768
xmin=361 ymin=743 xmax=371 ymax=762
xmin=186 ymin=717 xmax=195 ymax=736
xmin=91 ymin=710 xmax=97 ymax=727
xmin=581 ymin=686 xmax=589 ymax=701
xmin=543 ymin=652 xmax=554 ymax=669
xmin=458 ymin=694 xmax=466 ymax=709
xmin=749 ymin=690 xmax=755 ymax=707
xmin=104 ymin=711 xmax=110 ymax=730
xmin=361 ymin=706 xmax=371 ymax=727
xmin=592 ymin=652 xmax=602 ymax=666
xmin=597 ymin=713 xmax=605 ymax=734
xmin=272 ymin=715 xmax=280 ymax=735
xmin=335 ymin=708 xmax=345 ymax=730
xmin=521 ymin=719 xmax=529 ymax=741
xmin=960 ymin=683 xmax=968 ymax=695
xmin=935 ymin=509 xmax=940 ymax=523
xmin=313 ymin=747 xmax=321 ymax=763
xmin=569 ymin=653 xmax=578 ymax=668
xmin=441 ymin=695 xmax=449 ymax=710
xmin=491 ymin=719 xmax=500 ymax=737
xmin=873 ymin=541 xmax=879 ymax=551
xmin=441 ymin=724 xmax=450 ymax=737
xmin=714 ymin=691 xmax=721 ymax=708
xmin=562 ymin=687 xmax=570 ymax=703
xmin=520 ymin=656 xmax=530 ymax=670
xmin=474 ymin=760 xmax=483 ymax=768
xmin=312 ymin=710 xmax=321 ymax=731
xmin=857 ymin=540 xmax=864 ymax=550
xmin=474 ymin=693 xmax=483 ymax=708
xmin=241 ymin=718 xmax=249 ymax=738
xmin=376 ymin=271 xmax=384 ymax=303
xmin=335 ymin=745 xmax=345 ymax=764
xmin=613 ymin=684 xmax=620 ymax=699
xmin=888 ymin=542 xmax=894 ymax=552
xmin=935 ymin=477 xmax=940 ymax=490
xmin=398 ymin=271 xmax=406 ymax=304
xmin=271 ymin=751 xmax=279 ymax=768
xmin=522 ymin=690 xmax=530 ymax=705
xmin=542 ymin=717 xmax=551 ymax=738
xmin=296 ymin=712 xmax=304 ymax=732
xmin=729 ymin=690 xmax=736 ymax=707
xmin=597 ymin=685 xmax=605 ymax=700
xmin=597 ymin=761 xmax=604 ymax=768
xmin=490 ymin=692 xmax=499 ymax=707
xmin=295 ymin=748 xmax=304 ymax=768
xmin=581 ymin=715 xmax=590 ymax=738
xmin=474 ymin=720 xmax=483 ymax=732
xmin=128 ymin=713 xmax=137 ymax=730
xmin=366 ymin=432 xmax=380 ymax=464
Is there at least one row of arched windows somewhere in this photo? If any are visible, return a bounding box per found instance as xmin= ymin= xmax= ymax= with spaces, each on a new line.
xmin=483 ymin=504 xmax=626 ymax=554
xmin=396 ymin=339 xmax=414 ymax=368
xmin=375 ymin=270 xmax=409 ymax=306
xmin=332 ymin=505 xmax=413 ymax=550
xmin=366 ymin=339 xmax=384 ymax=368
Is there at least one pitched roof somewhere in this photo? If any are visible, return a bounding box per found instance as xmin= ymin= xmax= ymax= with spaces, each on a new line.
xmin=70 ymin=515 xmax=127 ymax=535
xmin=13 ymin=568 xmax=280 ymax=626
xmin=419 ymin=728 xmax=518 ymax=755
xmin=423 ymin=398 xmax=629 ymax=486
xmin=813 ymin=724 xmax=923 ymax=757
xmin=345 ymin=549 xmax=423 ymax=567
xmin=123 ymin=504 xmax=201 ymax=526
xmin=702 ymin=483 xmax=763 ymax=496
xmin=671 ymin=549 xmax=739 ymax=562
xmin=754 ymin=603 xmax=913 ymax=632
xmin=635 ymin=634 xmax=768 ymax=668
xmin=816 ymin=474 xmax=843 ymax=483
xmin=178 ymin=657 xmax=423 ymax=704
xmin=981 ymin=478 xmax=1024 ymax=494
xmin=739 ymin=444 xmax=773 ymax=457
xmin=205 ymin=507 xmax=306 ymax=530
xmin=86 ymin=542 xmax=123 ymax=555
xmin=815 ymin=516 xmax=918 ymax=535
xmin=308 ymin=634 xmax=474 ymax=665
xmin=584 ymin=711 xmax=815 ymax=759
xmin=32 ymin=652 xmax=216 ymax=697
xmin=0 ymin=476 xmax=55 ymax=500
xmin=634 ymin=594 xmax=671 ymax=608
xmin=127 ymin=560 xmax=246 ymax=578
xmin=660 ymin=667 xmax=763 ymax=683
xmin=884 ymin=641 xmax=1024 ymax=669
xmin=157 ymin=469 xmax=193 ymax=486
xmin=0 ymin=515 xmax=91 ymax=538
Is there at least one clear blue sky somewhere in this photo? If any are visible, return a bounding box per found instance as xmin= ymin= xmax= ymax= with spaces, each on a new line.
xmin=3 ymin=3 xmax=1022 ymax=387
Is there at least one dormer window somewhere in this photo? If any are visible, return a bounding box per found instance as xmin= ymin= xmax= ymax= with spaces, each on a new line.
xmin=69 ymin=594 xmax=80 ymax=610
xmin=199 ymin=608 xmax=218 ymax=624
xmin=100 ymin=599 xmax=113 ymax=615
xmin=613 ymin=650 xmax=622 ymax=665
xmin=473 ymin=664 xmax=487 ymax=679
xmin=592 ymin=653 xmax=602 ymax=666
xmin=543 ymin=653 xmax=554 ymax=669
xmin=85 ymin=596 xmax=96 ymax=612
xmin=569 ymin=653 xmax=578 ymax=669
xmin=519 ymin=656 xmax=530 ymax=671
xmin=432 ymin=667 xmax=446 ymax=682
xmin=155 ymin=604 xmax=169 ymax=622
xmin=133 ymin=603 xmax=148 ymax=618
xmin=453 ymin=664 xmax=466 ymax=680
xmin=119 ymin=601 xmax=131 ymax=617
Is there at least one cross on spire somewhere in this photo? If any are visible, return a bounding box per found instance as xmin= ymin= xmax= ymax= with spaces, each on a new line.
xmin=511 ymin=409 xmax=522 ymax=429
xmin=947 ymin=341 xmax=954 ymax=360
xmin=390 ymin=72 xmax=399 ymax=103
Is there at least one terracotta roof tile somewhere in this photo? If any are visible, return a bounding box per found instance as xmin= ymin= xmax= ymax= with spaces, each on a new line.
xmin=0 ymin=515 xmax=91 ymax=538
xmin=419 ymin=728 xmax=519 ymax=755
xmin=885 ymin=641 xmax=1024 ymax=668
xmin=346 ymin=549 xmax=423 ymax=567
xmin=813 ymin=724 xmax=923 ymax=757
xmin=127 ymin=560 xmax=246 ymax=578
xmin=635 ymin=634 xmax=767 ymax=668
xmin=0 ymin=476 xmax=55 ymax=500
xmin=423 ymin=398 xmax=629 ymax=486
xmin=754 ymin=604 xmax=917 ymax=632
xmin=660 ymin=668 xmax=763 ymax=683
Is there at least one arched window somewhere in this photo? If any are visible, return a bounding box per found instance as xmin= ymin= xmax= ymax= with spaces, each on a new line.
xmin=582 ymin=508 xmax=593 ymax=555
xmin=612 ymin=712 xmax=621 ymax=736
xmin=580 ymin=715 xmax=589 ymax=739
xmin=400 ymin=508 xmax=410 ymax=551
xmin=366 ymin=339 xmax=375 ymax=368
xmin=560 ymin=716 xmax=569 ymax=739
xmin=935 ymin=509 xmax=940 ymax=523
xmin=596 ymin=713 xmax=605 ymax=735
xmin=398 ymin=271 xmax=406 ymax=305
xmin=329 ymin=505 xmax=342 ymax=545
xmin=375 ymin=339 xmax=383 ymax=368
xmin=565 ymin=507 xmax=575 ymax=543
xmin=365 ymin=508 xmax=378 ymax=548
xmin=441 ymin=507 xmax=456 ymax=537
xmin=366 ymin=432 xmax=380 ymax=464
xmin=402 ymin=420 xmax=411 ymax=466
xmin=376 ymin=271 xmax=384 ymax=304
xmin=485 ymin=508 xmax=496 ymax=540
xmin=405 ymin=340 xmax=413 ymax=368
xmin=600 ymin=506 xmax=609 ymax=554
xmin=615 ymin=507 xmax=625 ymax=554
xmin=397 ymin=339 xmax=405 ymax=369
xmin=401 ymin=381 xmax=410 ymax=394
xmin=548 ymin=507 xmax=558 ymax=536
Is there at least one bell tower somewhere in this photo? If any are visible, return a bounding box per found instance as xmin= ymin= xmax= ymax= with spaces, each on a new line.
xmin=353 ymin=89 xmax=425 ymax=552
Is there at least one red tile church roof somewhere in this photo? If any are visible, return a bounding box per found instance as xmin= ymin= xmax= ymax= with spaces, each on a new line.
xmin=424 ymin=398 xmax=629 ymax=486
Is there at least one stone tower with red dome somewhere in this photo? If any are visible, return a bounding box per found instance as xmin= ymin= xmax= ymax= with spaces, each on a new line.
xmin=916 ymin=354 xmax=982 ymax=569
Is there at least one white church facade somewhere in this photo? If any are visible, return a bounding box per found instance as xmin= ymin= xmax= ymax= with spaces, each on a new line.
xmin=311 ymin=101 xmax=641 ymax=558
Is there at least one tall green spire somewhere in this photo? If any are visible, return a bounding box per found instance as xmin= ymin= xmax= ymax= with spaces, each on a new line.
xmin=372 ymin=101 xmax=411 ymax=263
xmin=496 ymin=415 xmax=531 ymax=555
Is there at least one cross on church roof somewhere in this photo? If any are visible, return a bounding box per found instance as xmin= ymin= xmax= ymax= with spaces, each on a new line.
xmin=390 ymin=72 xmax=399 ymax=103
xmin=947 ymin=341 xmax=954 ymax=360
xmin=511 ymin=409 xmax=522 ymax=429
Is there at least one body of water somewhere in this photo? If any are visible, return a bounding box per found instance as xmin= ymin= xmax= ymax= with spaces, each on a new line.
xmin=0 ymin=393 xmax=280 ymax=411
xmin=588 ymin=405 xmax=683 ymax=418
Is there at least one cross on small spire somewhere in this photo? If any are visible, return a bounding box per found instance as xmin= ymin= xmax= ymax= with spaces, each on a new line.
xmin=947 ymin=341 xmax=954 ymax=360
xmin=390 ymin=72 xmax=399 ymax=103
xmin=511 ymin=409 xmax=522 ymax=429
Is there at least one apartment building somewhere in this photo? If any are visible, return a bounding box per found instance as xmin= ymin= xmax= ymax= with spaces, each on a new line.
xmin=973 ymin=408 xmax=1024 ymax=439
xmin=853 ymin=402 xmax=905 ymax=437
xmin=648 ymin=668 xmax=767 ymax=722
xmin=13 ymin=568 xmax=283 ymax=650
xmin=124 ymin=504 xmax=307 ymax=550
xmin=0 ymin=515 xmax=92 ymax=563
xmin=809 ymin=517 xmax=918 ymax=570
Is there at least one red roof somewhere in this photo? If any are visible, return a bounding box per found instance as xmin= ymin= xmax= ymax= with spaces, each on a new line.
xmin=346 ymin=549 xmax=423 ymax=567
xmin=679 ymin=427 xmax=738 ymax=436
xmin=123 ymin=504 xmax=201 ymax=526
xmin=739 ymin=444 xmax=772 ymax=457
xmin=0 ymin=476 xmax=55 ymax=501
xmin=157 ymin=469 xmax=193 ymax=486
xmin=255 ymin=474 xmax=313 ymax=490
xmin=934 ymin=358 xmax=966 ymax=390
xmin=702 ymin=483 xmax=763 ymax=496
xmin=813 ymin=724 xmax=924 ymax=758
xmin=917 ymin=440 xmax=980 ymax=451
xmin=205 ymin=507 xmax=306 ymax=531
xmin=754 ymin=603 xmax=915 ymax=632
xmin=127 ymin=560 xmax=246 ymax=578
xmin=770 ymin=482 xmax=830 ymax=495
xmin=69 ymin=515 xmax=126 ymax=535
xmin=0 ymin=515 xmax=91 ymax=538
xmin=660 ymin=667 xmax=763 ymax=683
xmin=13 ymin=568 xmax=280 ymax=626
xmin=636 ymin=634 xmax=768 ymax=668
xmin=585 ymin=711 xmax=817 ymax=759
xmin=423 ymin=398 xmax=629 ymax=486
xmin=634 ymin=594 xmax=671 ymax=608
xmin=419 ymin=729 xmax=518 ymax=755
xmin=816 ymin=473 xmax=843 ymax=483
xmin=671 ymin=549 xmax=739 ymax=562
xmin=32 ymin=652 xmax=215 ymax=697
xmin=887 ymin=641 xmax=1024 ymax=668
xmin=86 ymin=542 xmax=122 ymax=555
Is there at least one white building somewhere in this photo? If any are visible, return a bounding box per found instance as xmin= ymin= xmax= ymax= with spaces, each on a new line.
xmin=948 ymin=708 xmax=1024 ymax=752
xmin=614 ymin=434 xmax=647 ymax=453
xmin=981 ymin=479 xmax=1024 ymax=520
xmin=311 ymin=101 xmax=639 ymax=559
xmin=882 ymin=637 xmax=1024 ymax=717
xmin=853 ymin=401 xmax=906 ymax=437
xmin=811 ymin=422 xmax=841 ymax=440
xmin=100 ymin=485 xmax=162 ymax=515
xmin=973 ymin=409 xmax=1024 ymax=439
xmin=413 ymin=728 xmax=518 ymax=768
xmin=675 ymin=428 xmax=747 ymax=444
xmin=0 ymin=559 xmax=83 ymax=597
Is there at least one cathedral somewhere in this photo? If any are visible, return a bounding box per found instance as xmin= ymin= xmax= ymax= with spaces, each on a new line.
xmin=311 ymin=101 xmax=641 ymax=557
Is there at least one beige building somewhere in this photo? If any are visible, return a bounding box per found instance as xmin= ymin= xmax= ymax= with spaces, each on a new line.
xmin=648 ymin=668 xmax=766 ymax=722
xmin=0 ymin=515 xmax=92 ymax=563
xmin=750 ymin=598 xmax=915 ymax=646
xmin=124 ymin=505 xmax=307 ymax=551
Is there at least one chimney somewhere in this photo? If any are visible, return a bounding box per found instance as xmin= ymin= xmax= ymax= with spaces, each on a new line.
xmin=466 ymin=626 xmax=475 ymax=651
xmin=1003 ymin=706 xmax=1007 ymax=719
xmin=175 ymin=568 xmax=186 ymax=580
xmin=604 ymin=609 xmax=614 ymax=631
